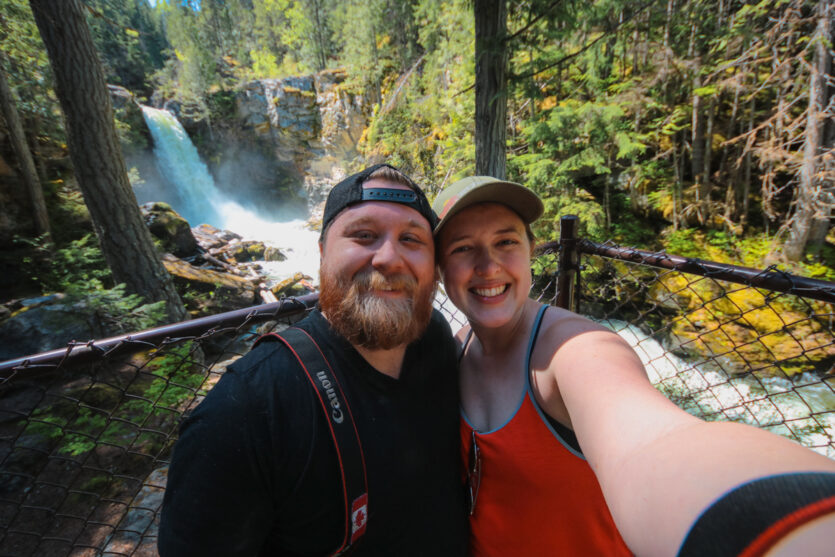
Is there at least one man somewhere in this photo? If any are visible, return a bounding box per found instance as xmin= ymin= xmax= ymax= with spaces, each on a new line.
xmin=159 ymin=164 xmax=468 ymax=556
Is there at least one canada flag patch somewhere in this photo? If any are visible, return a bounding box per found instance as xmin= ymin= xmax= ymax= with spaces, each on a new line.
xmin=350 ymin=493 xmax=368 ymax=543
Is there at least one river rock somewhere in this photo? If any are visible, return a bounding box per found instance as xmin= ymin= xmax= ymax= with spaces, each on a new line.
xmin=271 ymin=272 xmax=314 ymax=297
xmin=0 ymin=303 xmax=104 ymax=361
xmin=192 ymin=224 xmax=242 ymax=250
xmin=227 ymin=240 xmax=267 ymax=262
xmin=140 ymin=202 xmax=198 ymax=257
xmin=264 ymin=246 xmax=287 ymax=262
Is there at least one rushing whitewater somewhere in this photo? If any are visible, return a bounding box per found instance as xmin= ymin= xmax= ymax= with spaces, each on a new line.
xmin=140 ymin=106 xmax=321 ymax=281
xmin=604 ymin=318 xmax=835 ymax=457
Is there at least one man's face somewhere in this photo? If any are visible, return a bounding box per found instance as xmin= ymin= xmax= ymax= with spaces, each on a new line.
xmin=318 ymin=179 xmax=437 ymax=350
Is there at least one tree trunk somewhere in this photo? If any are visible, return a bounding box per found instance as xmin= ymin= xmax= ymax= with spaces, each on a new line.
xmin=474 ymin=0 xmax=508 ymax=179
xmin=701 ymin=94 xmax=715 ymax=225
xmin=672 ymin=132 xmax=680 ymax=230
xmin=784 ymin=0 xmax=829 ymax=261
xmin=632 ymin=15 xmax=640 ymax=75
xmin=0 ymin=50 xmax=51 ymax=242
xmin=807 ymin=0 xmax=834 ymax=252
xmin=741 ymin=98 xmax=753 ymax=230
xmin=691 ymin=66 xmax=706 ymax=223
xmin=663 ymin=0 xmax=675 ymax=81
xmin=28 ymin=115 xmax=48 ymax=183
xmin=29 ymin=0 xmax=187 ymax=322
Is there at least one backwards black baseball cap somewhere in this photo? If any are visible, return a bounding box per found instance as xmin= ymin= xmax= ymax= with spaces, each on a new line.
xmin=320 ymin=164 xmax=438 ymax=238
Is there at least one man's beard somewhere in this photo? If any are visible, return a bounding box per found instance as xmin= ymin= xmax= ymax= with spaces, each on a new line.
xmin=319 ymin=265 xmax=436 ymax=350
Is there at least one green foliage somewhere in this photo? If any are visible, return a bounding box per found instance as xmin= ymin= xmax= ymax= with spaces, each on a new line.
xmin=664 ymin=228 xmax=701 ymax=258
xmin=0 ymin=0 xmax=63 ymax=137
xmin=533 ymin=190 xmax=607 ymax=243
xmin=250 ymin=48 xmax=281 ymax=78
xmin=22 ymin=342 xmax=205 ymax=457
xmin=18 ymin=233 xmax=111 ymax=292
xmin=16 ymin=233 xmax=166 ymax=332
xmin=85 ymin=0 xmax=168 ymax=94
xmin=512 ymin=99 xmax=646 ymax=192
xmin=358 ymin=0 xmax=475 ymax=187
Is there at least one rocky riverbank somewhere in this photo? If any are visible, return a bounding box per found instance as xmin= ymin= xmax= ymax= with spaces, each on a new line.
xmin=0 ymin=202 xmax=315 ymax=362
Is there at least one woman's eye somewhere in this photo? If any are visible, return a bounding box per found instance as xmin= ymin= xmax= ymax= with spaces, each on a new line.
xmin=498 ymin=238 xmax=519 ymax=247
xmin=450 ymin=245 xmax=471 ymax=254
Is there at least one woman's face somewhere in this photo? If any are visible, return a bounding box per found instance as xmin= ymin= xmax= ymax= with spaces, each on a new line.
xmin=437 ymin=203 xmax=533 ymax=331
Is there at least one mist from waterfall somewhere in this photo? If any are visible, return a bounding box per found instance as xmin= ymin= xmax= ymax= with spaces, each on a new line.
xmin=140 ymin=106 xmax=321 ymax=281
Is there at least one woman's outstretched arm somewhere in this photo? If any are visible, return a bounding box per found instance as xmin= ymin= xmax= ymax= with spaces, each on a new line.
xmin=539 ymin=316 xmax=835 ymax=556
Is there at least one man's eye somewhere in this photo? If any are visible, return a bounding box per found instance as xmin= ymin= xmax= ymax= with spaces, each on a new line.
xmin=498 ymin=239 xmax=519 ymax=247
xmin=353 ymin=231 xmax=375 ymax=241
xmin=402 ymin=234 xmax=425 ymax=244
xmin=450 ymin=245 xmax=471 ymax=254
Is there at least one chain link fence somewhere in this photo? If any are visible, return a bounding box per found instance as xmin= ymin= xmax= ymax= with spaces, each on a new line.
xmin=2 ymin=228 xmax=835 ymax=555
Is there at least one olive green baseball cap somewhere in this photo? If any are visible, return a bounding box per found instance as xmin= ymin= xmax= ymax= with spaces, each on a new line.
xmin=432 ymin=176 xmax=544 ymax=235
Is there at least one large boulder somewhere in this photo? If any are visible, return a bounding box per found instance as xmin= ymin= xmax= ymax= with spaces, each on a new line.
xmin=0 ymin=302 xmax=105 ymax=361
xmin=140 ymin=202 xmax=198 ymax=257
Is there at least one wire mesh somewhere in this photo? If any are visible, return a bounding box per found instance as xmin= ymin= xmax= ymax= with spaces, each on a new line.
xmin=1 ymin=244 xmax=834 ymax=556
xmin=543 ymin=242 xmax=834 ymax=460
xmin=0 ymin=305 xmax=310 ymax=556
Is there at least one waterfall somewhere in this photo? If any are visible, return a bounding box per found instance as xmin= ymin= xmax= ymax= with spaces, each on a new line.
xmin=141 ymin=106 xmax=224 ymax=227
xmin=140 ymin=106 xmax=322 ymax=281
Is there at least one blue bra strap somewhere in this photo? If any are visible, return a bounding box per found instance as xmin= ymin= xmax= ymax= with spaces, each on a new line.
xmin=524 ymin=304 xmax=585 ymax=459
xmin=524 ymin=305 xmax=549 ymax=373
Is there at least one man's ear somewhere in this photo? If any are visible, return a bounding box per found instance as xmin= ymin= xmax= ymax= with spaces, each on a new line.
xmin=318 ymin=240 xmax=324 ymax=258
xmin=434 ymin=265 xmax=441 ymax=283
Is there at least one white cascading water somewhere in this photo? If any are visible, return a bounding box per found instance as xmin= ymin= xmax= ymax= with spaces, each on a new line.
xmin=140 ymin=106 xmax=321 ymax=281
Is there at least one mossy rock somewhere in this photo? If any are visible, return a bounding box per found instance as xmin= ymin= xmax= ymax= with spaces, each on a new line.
xmin=140 ymin=202 xmax=198 ymax=257
xmin=264 ymin=247 xmax=287 ymax=262
xmin=228 ymin=241 xmax=267 ymax=262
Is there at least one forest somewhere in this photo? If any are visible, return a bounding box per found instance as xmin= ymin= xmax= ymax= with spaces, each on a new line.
xmin=0 ymin=0 xmax=834 ymax=331
xmin=2 ymin=3 xmax=834 ymax=554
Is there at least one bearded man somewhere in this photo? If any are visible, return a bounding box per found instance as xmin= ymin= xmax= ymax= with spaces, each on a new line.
xmin=159 ymin=164 xmax=467 ymax=556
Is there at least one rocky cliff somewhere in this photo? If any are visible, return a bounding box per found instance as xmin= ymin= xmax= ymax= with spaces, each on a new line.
xmin=155 ymin=68 xmax=369 ymax=218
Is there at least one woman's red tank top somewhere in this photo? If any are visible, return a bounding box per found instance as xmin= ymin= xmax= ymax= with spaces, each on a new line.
xmin=460 ymin=305 xmax=632 ymax=556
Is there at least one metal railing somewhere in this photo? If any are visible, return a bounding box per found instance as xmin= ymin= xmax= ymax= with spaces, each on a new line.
xmin=1 ymin=217 xmax=834 ymax=555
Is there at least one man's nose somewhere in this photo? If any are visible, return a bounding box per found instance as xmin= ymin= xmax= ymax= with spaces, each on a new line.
xmin=371 ymin=237 xmax=404 ymax=272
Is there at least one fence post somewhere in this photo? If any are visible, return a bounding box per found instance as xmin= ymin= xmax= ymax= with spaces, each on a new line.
xmin=555 ymin=215 xmax=579 ymax=311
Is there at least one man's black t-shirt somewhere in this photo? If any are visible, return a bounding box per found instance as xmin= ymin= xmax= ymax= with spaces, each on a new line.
xmin=159 ymin=308 xmax=467 ymax=556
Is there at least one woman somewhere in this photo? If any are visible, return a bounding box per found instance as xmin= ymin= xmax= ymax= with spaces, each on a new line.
xmin=432 ymin=176 xmax=835 ymax=557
